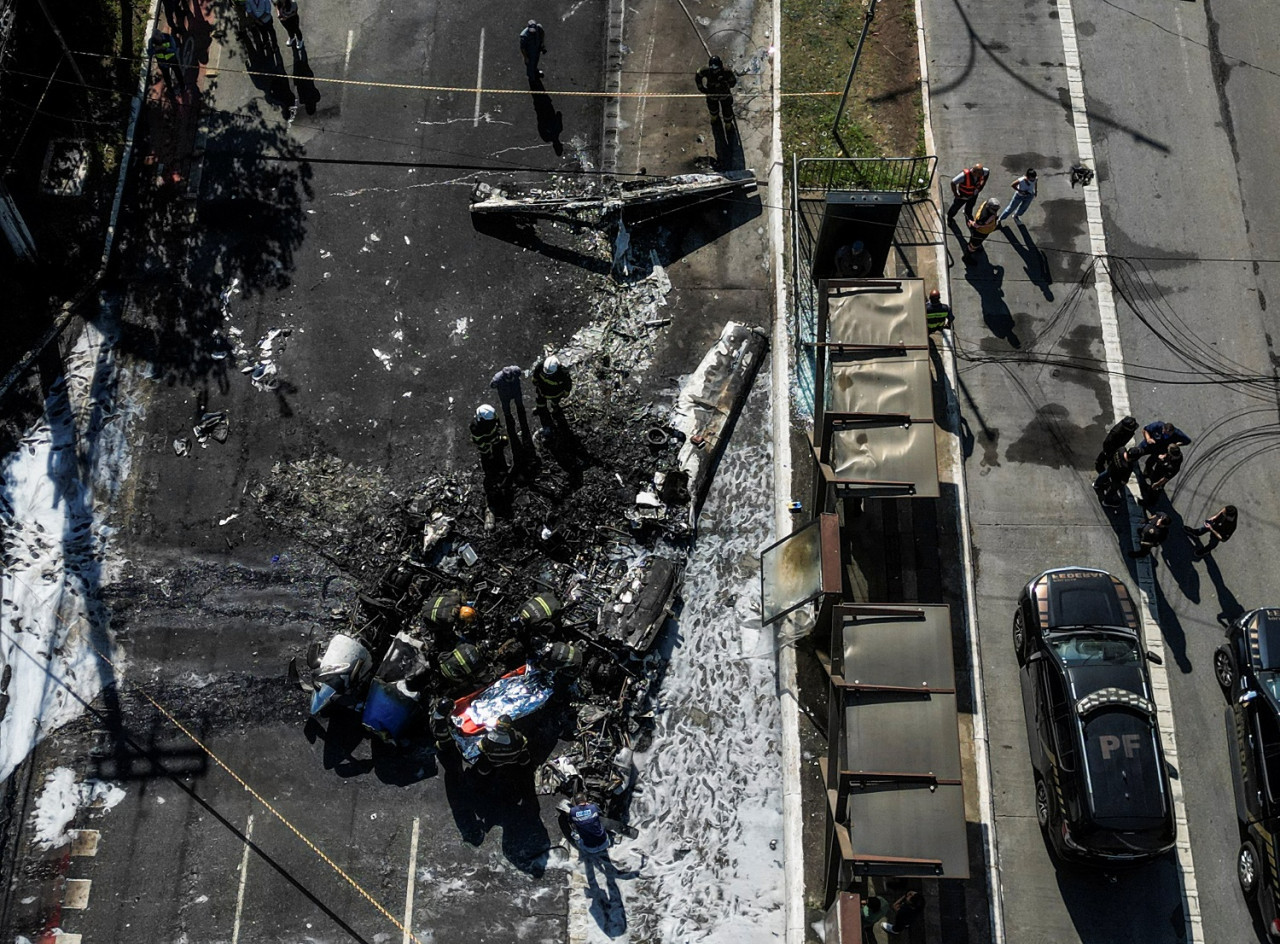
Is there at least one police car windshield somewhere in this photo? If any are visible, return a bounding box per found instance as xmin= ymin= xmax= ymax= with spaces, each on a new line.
xmin=1049 ymin=632 xmax=1139 ymax=667
xmin=1260 ymin=672 xmax=1280 ymax=704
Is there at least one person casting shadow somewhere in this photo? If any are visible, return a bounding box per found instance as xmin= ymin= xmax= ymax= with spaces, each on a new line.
xmin=529 ymin=78 xmax=564 ymax=156
xmin=1002 ymin=221 xmax=1054 ymax=301
xmin=961 ymin=255 xmax=1020 ymax=348
xmin=293 ymin=54 xmax=321 ymax=115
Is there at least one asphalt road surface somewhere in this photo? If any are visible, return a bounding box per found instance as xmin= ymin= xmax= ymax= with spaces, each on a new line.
xmin=926 ymin=0 xmax=1280 ymax=941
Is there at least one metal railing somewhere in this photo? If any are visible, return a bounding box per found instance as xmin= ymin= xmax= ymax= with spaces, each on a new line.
xmin=794 ymin=155 xmax=936 ymax=201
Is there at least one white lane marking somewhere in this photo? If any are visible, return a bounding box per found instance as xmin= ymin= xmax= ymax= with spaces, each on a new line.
xmin=631 ymin=32 xmax=656 ymax=174
xmin=916 ymin=0 xmax=1005 ymax=937
xmin=1054 ymin=1 xmax=1202 ymax=942
xmin=344 ymin=30 xmax=354 ymax=75
xmin=474 ymin=29 xmax=485 ymax=128
xmin=402 ymin=816 xmax=420 ymax=944
xmin=766 ymin=10 xmax=803 ymax=944
xmin=231 ymin=814 xmax=255 ymax=944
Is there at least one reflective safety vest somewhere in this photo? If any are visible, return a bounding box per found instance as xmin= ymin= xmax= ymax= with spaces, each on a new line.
xmin=957 ymin=167 xmax=987 ymax=197
xmin=532 ymin=363 xmax=572 ymax=403
xmin=424 ymin=591 xmax=463 ymax=625
xmin=925 ymin=301 xmax=951 ymax=332
xmin=546 ymin=641 xmax=583 ymax=677
xmin=518 ymin=592 xmax=562 ymax=627
xmin=439 ymin=643 xmax=482 ymax=682
xmin=479 ymin=726 xmax=528 ymax=765
xmin=470 ymin=416 xmax=503 ymax=455
xmin=152 ymin=34 xmax=179 ymax=62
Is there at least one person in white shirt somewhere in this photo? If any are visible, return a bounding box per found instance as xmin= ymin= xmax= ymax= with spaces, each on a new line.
xmin=999 ymin=168 xmax=1037 ymax=223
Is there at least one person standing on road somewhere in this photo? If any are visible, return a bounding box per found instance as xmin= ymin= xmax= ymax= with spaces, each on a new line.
xmin=1137 ymin=443 xmax=1182 ymax=507
xmin=999 ymin=169 xmax=1037 ymax=224
xmin=520 ymin=20 xmax=546 ymax=80
xmin=926 ymin=288 xmax=953 ymax=333
xmin=1093 ymin=447 xmax=1135 ymax=509
xmin=1094 ymin=415 xmax=1138 ymax=473
xmin=695 ymin=56 xmax=738 ymax=125
xmin=490 ymin=364 xmax=530 ymax=440
xmin=470 ymin=403 xmax=508 ymax=475
xmin=275 ymin=0 xmax=304 ymax=50
xmin=1129 ymin=512 xmax=1170 ymax=559
xmin=246 ymin=0 xmax=277 ymax=48
xmin=149 ymin=32 xmax=184 ymax=102
xmin=966 ymin=198 xmax=1001 ymax=254
xmin=947 ymin=163 xmax=989 ymax=221
xmin=1185 ymin=505 xmax=1238 ymax=558
xmin=1133 ymin=420 xmax=1192 ymax=458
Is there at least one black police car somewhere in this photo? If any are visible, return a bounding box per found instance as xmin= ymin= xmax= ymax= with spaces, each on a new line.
xmin=1216 ymin=607 xmax=1280 ymax=940
xmin=1013 ymin=567 xmax=1176 ymax=865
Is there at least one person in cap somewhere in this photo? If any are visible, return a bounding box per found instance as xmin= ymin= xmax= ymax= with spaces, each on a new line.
xmin=834 ymin=240 xmax=873 ymax=278
xmin=999 ymin=168 xmax=1038 ymax=224
xmin=477 ymin=714 xmax=530 ymax=771
xmin=695 ymin=55 xmax=737 ymax=123
xmin=532 ymin=355 xmax=573 ymax=436
xmin=422 ymin=589 xmax=477 ymax=634
xmin=965 ymin=198 xmax=1001 ymax=253
xmin=925 ymin=288 xmax=952 ymax=333
xmin=428 ymin=696 xmax=456 ymax=749
xmin=519 ymin=19 xmax=546 ymax=80
xmin=470 ymin=403 xmax=508 ymax=474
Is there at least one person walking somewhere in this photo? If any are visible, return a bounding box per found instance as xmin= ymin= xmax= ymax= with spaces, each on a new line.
xmin=490 ymin=364 xmax=529 ymax=439
xmin=1129 ymin=512 xmax=1170 ymax=559
xmin=1094 ymin=416 xmax=1138 ymax=473
xmin=1185 ymin=505 xmax=1238 ymax=558
xmin=881 ymin=890 xmax=925 ymax=936
xmin=1133 ymin=420 xmax=1192 ymax=458
xmin=1138 ymin=442 xmax=1182 ymax=507
xmin=1093 ymin=447 xmax=1135 ymax=509
xmin=520 ymin=20 xmax=546 ymax=80
xmin=999 ymin=169 xmax=1038 ymax=224
xmin=695 ymin=56 xmax=738 ymax=125
xmin=947 ymin=163 xmax=989 ymax=221
xmin=275 ymin=0 xmax=304 ymax=50
xmin=926 ymin=288 xmax=953 ymax=333
xmin=966 ymin=198 xmax=1001 ymax=254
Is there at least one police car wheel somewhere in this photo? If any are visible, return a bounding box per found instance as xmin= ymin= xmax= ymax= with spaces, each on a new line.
xmin=1012 ymin=611 xmax=1026 ymax=663
xmin=1034 ymin=778 xmax=1050 ymax=830
xmin=1214 ymin=646 xmax=1237 ymax=694
xmin=1239 ymin=840 xmax=1260 ymax=896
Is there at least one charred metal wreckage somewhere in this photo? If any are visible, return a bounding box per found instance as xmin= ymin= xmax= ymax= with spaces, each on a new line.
xmin=288 ymin=320 xmax=767 ymax=841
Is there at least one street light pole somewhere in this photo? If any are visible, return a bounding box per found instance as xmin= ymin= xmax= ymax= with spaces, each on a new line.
xmin=831 ymin=0 xmax=879 ymax=154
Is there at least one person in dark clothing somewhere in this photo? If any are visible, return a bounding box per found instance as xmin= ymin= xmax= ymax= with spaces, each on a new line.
xmin=477 ymin=715 xmax=529 ymax=772
xmin=695 ymin=56 xmax=737 ymax=123
xmin=519 ymin=20 xmax=546 ymax=79
xmin=925 ymin=289 xmax=953 ymax=333
xmin=1093 ymin=448 xmax=1135 ymax=508
xmin=428 ymin=697 xmax=456 ymax=749
xmin=568 ymin=793 xmax=611 ymax=853
xmin=1129 ymin=512 xmax=1170 ymax=558
xmin=437 ymin=642 xmax=483 ymax=687
xmin=1094 ymin=416 xmax=1138 ymax=473
xmin=470 ymin=403 xmax=508 ymax=474
xmin=882 ymin=890 xmax=925 ymax=936
xmin=490 ymin=365 xmax=529 ymax=439
xmin=1138 ymin=443 xmax=1182 ymax=507
xmin=1185 ymin=504 xmax=1238 ymax=558
xmin=1134 ymin=420 xmax=1192 ymax=458
xmin=532 ymin=356 xmax=572 ymax=436
xmin=422 ymin=590 xmax=476 ymax=632
xmin=833 ymin=240 xmax=873 ymax=278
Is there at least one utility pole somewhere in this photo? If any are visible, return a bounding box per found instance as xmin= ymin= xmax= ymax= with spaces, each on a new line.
xmin=831 ymin=0 xmax=879 ymax=154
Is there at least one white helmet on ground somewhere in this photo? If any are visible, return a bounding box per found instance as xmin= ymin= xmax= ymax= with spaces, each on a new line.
xmin=544 ymin=356 xmax=560 ymax=375
xmin=476 ymin=404 xmax=496 ymax=421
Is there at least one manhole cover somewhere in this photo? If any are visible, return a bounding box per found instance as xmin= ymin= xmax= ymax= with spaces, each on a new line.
xmin=41 ymin=139 xmax=90 ymax=197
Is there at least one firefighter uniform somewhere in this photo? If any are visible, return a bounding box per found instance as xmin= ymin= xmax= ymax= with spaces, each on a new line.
xmin=517 ymin=592 xmax=562 ymax=629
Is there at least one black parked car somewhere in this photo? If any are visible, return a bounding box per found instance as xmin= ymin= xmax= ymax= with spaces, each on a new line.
xmin=1216 ymin=607 xmax=1280 ymax=940
xmin=1013 ymin=567 xmax=1176 ymax=866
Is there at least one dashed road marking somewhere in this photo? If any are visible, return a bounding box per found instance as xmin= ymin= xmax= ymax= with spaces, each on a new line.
xmin=69 ymin=830 xmax=100 ymax=857
xmin=63 ymin=879 xmax=91 ymax=910
xmin=474 ymin=29 xmax=485 ymax=128
xmin=231 ymin=814 xmax=255 ymax=944
xmin=402 ymin=816 xmax=420 ymax=944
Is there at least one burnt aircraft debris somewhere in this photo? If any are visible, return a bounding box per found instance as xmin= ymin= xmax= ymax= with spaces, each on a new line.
xmin=286 ymin=321 xmax=768 ymax=838
xmin=470 ymin=171 xmax=758 ymax=228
